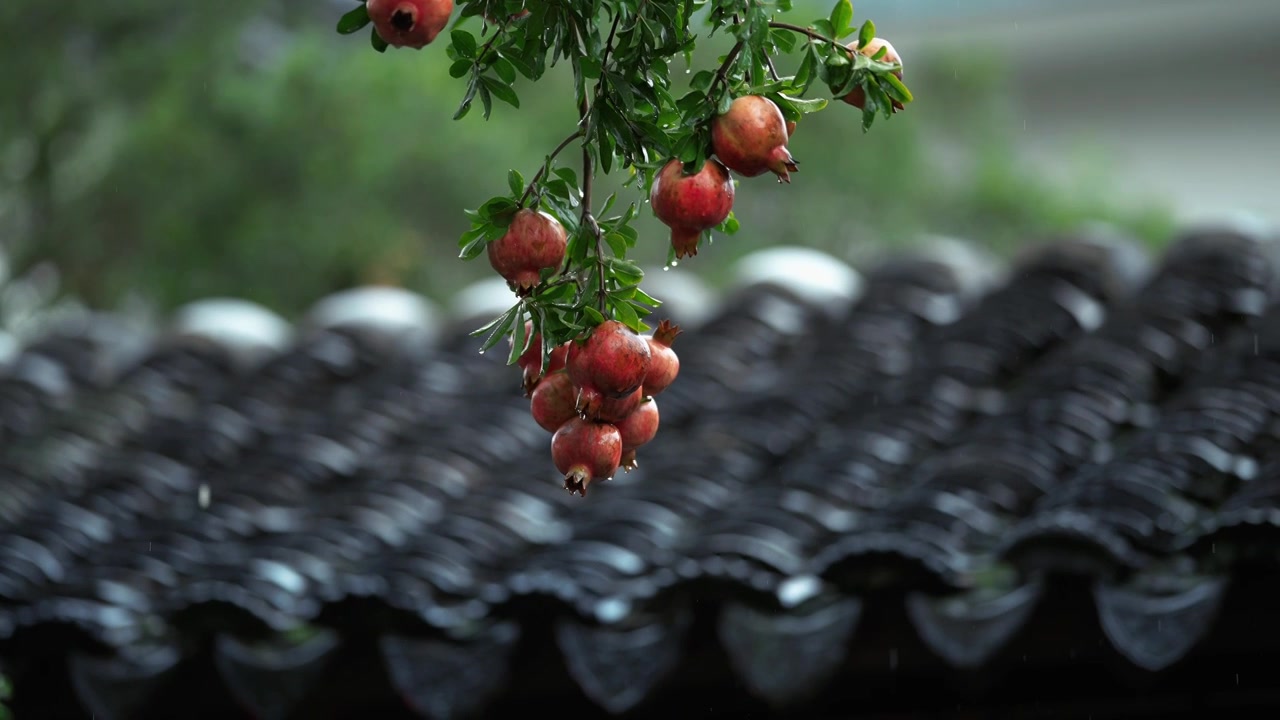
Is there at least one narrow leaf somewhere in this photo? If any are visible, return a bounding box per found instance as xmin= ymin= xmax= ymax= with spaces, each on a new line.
xmin=507 ymin=305 xmax=529 ymax=366
xmin=858 ymin=19 xmax=877 ymax=49
xmin=370 ymin=26 xmax=388 ymax=53
xmin=336 ymin=5 xmax=371 ymax=34
xmin=508 ymin=169 xmax=524 ymax=197
xmin=478 ymin=307 xmax=519 ymax=353
xmin=829 ymin=0 xmax=853 ymax=38
xmin=883 ymin=73 xmax=914 ymax=104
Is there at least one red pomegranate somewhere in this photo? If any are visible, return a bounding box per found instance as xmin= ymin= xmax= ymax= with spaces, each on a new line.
xmin=588 ymin=386 xmax=644 ymax=424
xmin=552 ymin=418 xmax=622 ymax=496
xmin=487 ymin=209 xmax=567 ymax=294
xmin=641 ymin=319 xmax=681 ymax=396
xmin=843 ymin=37 xmax=905 ymax=112
xmin=711 ymin=96 xmax=799 ymax=183
xmin=513 ymin=322 xmax=569 ymax=395
xmin=616 ymin=397 xmax=660 ymax=472
xmin=367 ymin=0 xmax=454 ymax=49
xmin=650 ymin=158 xmax=735 ymax=260
xmin=529 ymin=371 xmax=577 ymax=433
xmin=567 ymin=320 xmax=651 ymax=419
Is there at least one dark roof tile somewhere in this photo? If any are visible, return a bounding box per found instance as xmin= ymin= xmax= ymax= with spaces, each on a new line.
xmin=4 ymin=230 xmax=1280 ymax=718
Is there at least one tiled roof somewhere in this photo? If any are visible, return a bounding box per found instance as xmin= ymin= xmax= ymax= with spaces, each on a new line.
xmin=3 ymin=225 xmax=1280 ymax=718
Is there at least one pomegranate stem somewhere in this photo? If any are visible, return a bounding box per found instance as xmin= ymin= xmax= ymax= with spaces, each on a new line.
xmin=518 ymin=129 xmax=585 ymax=207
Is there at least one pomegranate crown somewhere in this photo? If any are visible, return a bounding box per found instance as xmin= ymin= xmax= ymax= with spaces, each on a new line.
xmin=652 ymin=319 xmax=683 ymax=347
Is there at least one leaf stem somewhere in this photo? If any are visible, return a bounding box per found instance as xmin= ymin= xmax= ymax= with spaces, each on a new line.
xmin=767 ymin=21 xmax=902 ymax=73
xmin=519 ymin=130 xmax=585 ymax=206
xmin=476 ymin=14 xmax=515 ymax=64
xmin=578 ymin=95 xmax=607 ymax=314
xmin=767 ymin=21 xmax=846 ymax=51
xmin=765 ymin=53 xmax=781 ymax=82
xmin=707 ymin=40 xmax=745 ymax=102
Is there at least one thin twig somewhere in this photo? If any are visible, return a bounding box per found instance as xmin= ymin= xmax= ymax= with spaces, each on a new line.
xmin=578 ymin=96 xmax=607 ymax=313
xmin=519 ymin=130 xmax=586 ymax=206
xmin=765 ymin=53 xmax=781 ymax=81
xmin=476 ymin=13 xmax=516 ymax=65
xmin=767 ymin=21 xmax=848 ymax=51
xmin=706 ymin=41 xmax=745 ymax=101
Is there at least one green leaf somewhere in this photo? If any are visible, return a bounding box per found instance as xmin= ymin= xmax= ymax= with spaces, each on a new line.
xmin=478 ymin=307 xmax=519 ymax=353
xmin=605 ymin=232 xmax=628 ymax=258
xmin=872 ymin=45 xmax=889 ymax=61
xmin=716 ymin=91 xmax=734 ymax=116
xmin=770 ymin=28 xmax=797 ymax=54
xmin=720 ymin=212 xmax=740 ymax=235
xmin=612 ymin=296 xmax=644 ymax=332
xmin=606 ymin=256 xmax=644 ymax=284
xmin=794 ymin=49 xmax=817 ymax=91
xmin=370 ymin=26 xmax=388 ymax=53
xmin=785 ymin=94 xmax=829 ymax=114
xmin=450 ymin=29 xmax=478 ymax=59
xmin=507 ymin=304 xmax=530 ymax=365
xmin=482 ymin=77 xmax=519 ymax=109
xmin=454 ymin=76 xmax=479 ymax=120
xmin=492 ymin=57 xmax=517 ymax=84
xmin=449 ymin=59 xmax=472 ymax=79
xmin=882 ymin=73 xmax=914 ymax=104
xmin=858 ymin=19 xmax=877 ymax=49
xmin=632 ymin=286 xmax=662 ymax=308
xmin=508 ymin=169 xmax=524 ymax=197
xmin=457 ymin=226 xmax=486 ymax=248
xmin=829 ymin=0 xmax=854 ymax=38
xmin=478 ymin=82 xmax=494 ymax=119
xmin=336 ymin=5 xmax=371 ymax=34
xmin=471 ymin=304 xmax=516 ymax=341
xmin=459 ymin=236 xmax=488 ymax=260
xmin=812 ymin=19 xmax=837 ymax=40
xmin=582 ymin=305 xmax=606 ymax=326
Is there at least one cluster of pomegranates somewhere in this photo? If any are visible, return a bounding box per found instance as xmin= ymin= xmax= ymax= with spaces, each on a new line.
xmin=360 ymin=1 xmax=902 ymax=496
xmin=516 ymin=319 xmax=681 ymax=496
xmin=650 ymin=37 xmax=903 ymax=260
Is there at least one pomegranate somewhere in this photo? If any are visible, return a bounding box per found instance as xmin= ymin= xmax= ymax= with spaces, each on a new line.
xmin=530 ymin=371 xmax=577 ymax=433
xmin=642 ymin=319 xmax=681 ymax=396
xmin=711 ymin=96 xmax=799 ymax=183
xmin=843 ymin=37 xmax=905 ymax=112
xmin=567 ymin=320 xmax=651 ymax=419
xmin=588 ymin=386 xmax=644 ymax=424
xmin=785 ymin=119 xmax=797 ymax=138
xmin=616 ymin=397 xmax=660 ymax=472
xmin=552 ymin=418 xmax=622 ymax=496
xmin=367 ymin=0 xmax=453 ymax=49
xmin=513 ymin=321 xmax=569 ymax=395
xmin=650 ymin=158 xmax=735 ymax=259
xmin=487 ymin=209 xmax=567 ymax=294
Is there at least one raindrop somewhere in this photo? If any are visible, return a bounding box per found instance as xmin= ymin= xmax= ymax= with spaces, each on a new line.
xmin=478 ymin=350 xmax=485 ymax=354
xmin=198 ymin=483 xmax=211 ymax=509
xmin=663 ymin=266 xmax=670 ymax=271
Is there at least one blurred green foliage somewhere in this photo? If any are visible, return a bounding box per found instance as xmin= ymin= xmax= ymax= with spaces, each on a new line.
xmin=0 ymin=1 xmax=1172 ymax=318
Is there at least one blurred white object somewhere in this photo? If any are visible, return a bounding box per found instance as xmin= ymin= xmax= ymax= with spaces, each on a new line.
xmin=730 ymin=246 xmax=863 ymax=320
xmin=913 ymin=234 xmax=1006 ymax=300
xmin=636 ymin=268 xmax=718 ymax=330
xmin=170 ymin=298 xmax=293 ymax=369
xmin=304 ymin=286 xmax=442 ymax=346
xmin=450 ymin=277 xmax=519 ymax=327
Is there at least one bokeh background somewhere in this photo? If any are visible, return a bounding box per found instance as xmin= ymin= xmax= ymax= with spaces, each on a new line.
xmin=1 ymin=0 xmax=1276 ymax=321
